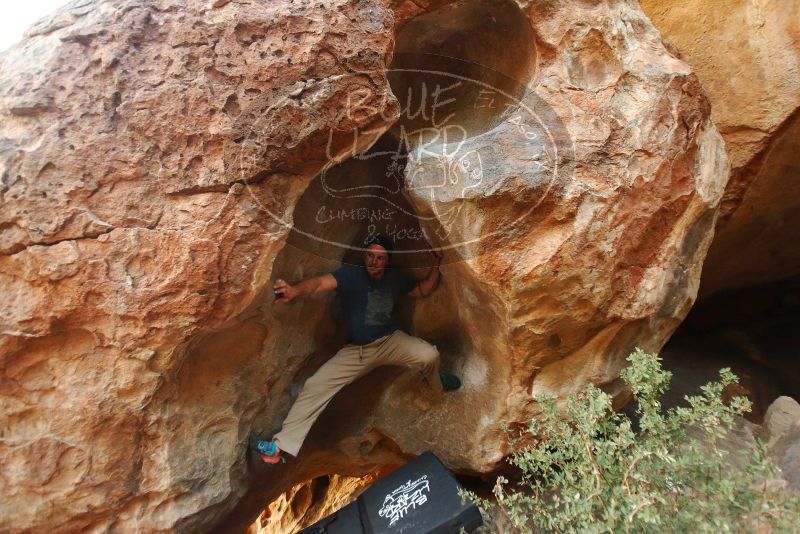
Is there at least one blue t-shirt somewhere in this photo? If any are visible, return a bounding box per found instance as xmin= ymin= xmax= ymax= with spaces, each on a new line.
xmin=331 ymin=264 xmax=417 ymax=345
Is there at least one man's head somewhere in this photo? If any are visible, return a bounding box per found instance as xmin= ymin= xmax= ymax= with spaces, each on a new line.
xmin=363 ymin=234 xmax=393 ymax=279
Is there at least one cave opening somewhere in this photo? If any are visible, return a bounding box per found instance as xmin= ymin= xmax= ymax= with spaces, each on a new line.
xmin=660 ymin=275 xmax=800 ymax=423
xmin=238 ymin=0 xmax=540 ymax=532
xmin=269 ymin=0 xmax=540 ymax=392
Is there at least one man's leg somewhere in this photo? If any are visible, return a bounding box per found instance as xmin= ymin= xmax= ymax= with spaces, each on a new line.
xmin=273 ymin=344 xmax=368 ymax=457
xmin=374 ymin=330 xmax=445 ymax=393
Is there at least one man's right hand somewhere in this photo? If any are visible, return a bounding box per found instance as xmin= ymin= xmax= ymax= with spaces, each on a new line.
xmin=273 ymin=279 xmax=298 ymax=304
xmin=273 ymin=273 xmax=337 ymax=303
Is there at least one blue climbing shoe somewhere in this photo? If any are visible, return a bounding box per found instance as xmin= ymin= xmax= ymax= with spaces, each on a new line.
xmin=248 ymin=433 xmax=284 ymax=465
xmin=440 ymin=372 xmax=461 ymax=391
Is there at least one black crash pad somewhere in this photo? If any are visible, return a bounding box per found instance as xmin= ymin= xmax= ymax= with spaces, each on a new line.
xmin=299 ymin=451 xmax=483 ymax=534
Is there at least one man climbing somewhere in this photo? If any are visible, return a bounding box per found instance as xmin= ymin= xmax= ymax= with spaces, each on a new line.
xmin=252 ymin=234 xmax=461 ymax=464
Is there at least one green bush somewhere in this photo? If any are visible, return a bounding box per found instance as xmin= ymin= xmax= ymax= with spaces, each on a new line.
xmin=462 ymin=348 xmax=800 ymax=533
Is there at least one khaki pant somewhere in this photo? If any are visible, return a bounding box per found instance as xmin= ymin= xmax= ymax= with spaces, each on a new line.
xmin=273 ymin=329 xmax=442 ymax=457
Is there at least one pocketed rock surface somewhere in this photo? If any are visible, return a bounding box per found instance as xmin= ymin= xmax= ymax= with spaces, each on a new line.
xmin=0 ymin=0 xmax=729 ymax=532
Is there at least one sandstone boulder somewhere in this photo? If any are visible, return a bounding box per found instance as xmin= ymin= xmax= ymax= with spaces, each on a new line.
xmin=772 ymin=424 xmax=800 ymax=492
xmin=0 ymin=0 xmax=728 ymax=532
xmin=766 ymin=396 xmax=800 ymax=442
xmin=245 ymin=475 xmax=373 ymax=534
xmin=640 ymin=0 xmax=800 ymax=297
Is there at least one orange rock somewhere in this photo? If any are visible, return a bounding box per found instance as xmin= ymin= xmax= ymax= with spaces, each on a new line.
xmin=641 ymin=0 xmax=800 ymax=297
xmin=0 ymin=0 xmax=730 ymax=532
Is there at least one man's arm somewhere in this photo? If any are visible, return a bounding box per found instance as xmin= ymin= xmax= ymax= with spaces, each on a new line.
xmin=274 ymin=273 xmax=337 ymax=304
xmin=408 ymin=250 xmax=443 ymax=298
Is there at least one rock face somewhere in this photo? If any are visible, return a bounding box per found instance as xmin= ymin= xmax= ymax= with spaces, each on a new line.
xmin=0 ymin=0 xmax=728 ymax=532
xmin=1 ymin=0 xmax=398 ymax=531
xmin=246 ymin=475 xmax=373 ymax=534
xmin=640 ymin=0 xmax=800 ymax=297
xmin=706 ymin=396 xmax=800 ymax=495
xmin=765 ymin=397 xmax=800 ymax=445
xmin=768 ymin=398 xmax=800 ymax=492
